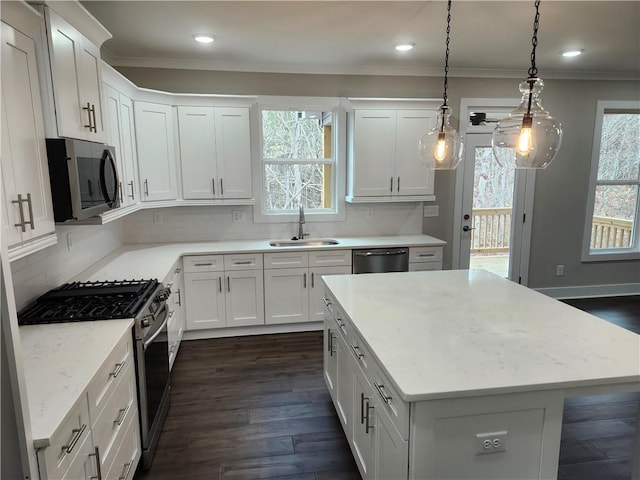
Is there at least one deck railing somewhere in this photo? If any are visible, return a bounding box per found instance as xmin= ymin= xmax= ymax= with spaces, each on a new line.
xmin=470 ymin=208 xmax=511 ymax=254
xmin=590 ymin=216 xmax=633 ymax=248
xmin=469 ymin=209 xmax=633 ymax=252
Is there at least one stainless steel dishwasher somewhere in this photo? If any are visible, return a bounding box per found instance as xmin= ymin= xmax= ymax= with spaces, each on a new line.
xmin=352 ymin=247 xmax=409 ymax=274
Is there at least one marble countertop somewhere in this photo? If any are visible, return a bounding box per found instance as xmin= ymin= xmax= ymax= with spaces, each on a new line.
xmin=75 ymin=235 xmax=445 ymax=283
xmin=323 ymin=269 xmax=640 ymax=402
xmin=20 ymin=319 xmax=134 ymax=448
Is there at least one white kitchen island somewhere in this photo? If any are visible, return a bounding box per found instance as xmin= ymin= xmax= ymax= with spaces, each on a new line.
xmin=321 ymin=270 xmax=640 ymax=480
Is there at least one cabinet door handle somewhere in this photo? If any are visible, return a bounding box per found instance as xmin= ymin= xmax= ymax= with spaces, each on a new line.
xmin=144 ymin=179 xmax=149 ymax=197
xmin=109 ymin=361 xmax=125 ymax=378
xmin=114 ymin=404 xmax=130 ymax=426
xmin=12 ymin=194 xmax=26 ymax=232
xmin=311 ymin=272 xmax=315 ymax=288
xmin=220 ymin=178 xmax=224 ymax=195
xmin=128 ymin=181 xmax=135 ymax=199
xmin=219 ymin=276 xmax=222 ymax=293
xmin=212 ymin=178 xmax=216 ymax=195
xmin=91 ymin=104 xmax=97 ymax=133
xmin=89 ymin=446 xmax=103 ymax=480
xmin=329 ymin=331 xmax=336 ymax=356
xmin=397 ymin=176 xmax=400 ymax=192
xmin=83 ymin=102 xmax=93 ymax=130
xmin=390 ymin=176 xmax=393 ymax=193
xmin=374 ymin=381 xmax=392 ymax=404
xmin=118 ymin=460 xmax=134 ymax=480
xmin=365 ymin=399 xmax=374 ymax=434
xmin=176 ymin=288 xmax=181 ymax=306
xmin=24 ymin=193 xmax=35 ymax=230
xmin=227 ymin=275 xmax=231 ymax=292
xmin=61 ymin=423 xmax=86 ymax=454
xmin=119 ymin=182 xmax=124 ymax=203
xmin=360 ymin=392 xmax=367 ymax=424
xmin=302 ymin=273 xmax=307 ymax=288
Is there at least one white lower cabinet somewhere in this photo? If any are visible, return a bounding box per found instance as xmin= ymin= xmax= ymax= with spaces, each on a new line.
xmin=36 ymin=330 xmax=140 ymax=480
xmin=166 ymin=261 xmax=185 ymax=369
xmin=184 ymin=254 xmax=264 ymax=330
xmin=264 ymin=250 xmax=351 ymax=325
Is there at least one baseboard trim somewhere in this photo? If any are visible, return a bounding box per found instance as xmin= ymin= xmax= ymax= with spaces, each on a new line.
xmin=535 ymin=283 xmax=640 ymax=300
xmin=182 ymin=321 xmax=323 ymax=341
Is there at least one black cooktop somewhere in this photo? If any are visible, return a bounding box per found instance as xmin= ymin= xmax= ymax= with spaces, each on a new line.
xmin=18 ymin=279 xmax=159 ymax=325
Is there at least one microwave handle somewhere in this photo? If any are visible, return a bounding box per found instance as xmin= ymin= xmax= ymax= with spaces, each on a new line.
xmin=100 ymin=149 xmax=120 ymax=207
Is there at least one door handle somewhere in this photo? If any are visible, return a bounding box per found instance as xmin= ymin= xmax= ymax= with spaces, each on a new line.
xmin=463 ymin=225 xmax=475 ymax=232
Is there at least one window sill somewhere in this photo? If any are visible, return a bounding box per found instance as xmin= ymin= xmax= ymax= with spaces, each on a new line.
xmin=582 ymin=249 xmax=640 ymax=262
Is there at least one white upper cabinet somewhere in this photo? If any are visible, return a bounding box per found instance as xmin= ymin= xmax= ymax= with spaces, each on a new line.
xmin=134 ymin=101 xmax=177 ymax=201
xmin=347 ymin=101 xmax=438 ymax=203
xmin=40 ymin=6 xmax=109 ymax=142
xmin=1 ymin=8 xmax=56 ymax=257
xmin=178 ymin=106 xmax=252 ymax=200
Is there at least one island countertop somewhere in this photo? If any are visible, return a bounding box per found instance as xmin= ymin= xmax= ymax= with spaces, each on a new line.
xmin=322 ymin=269 xmax=640 ymax=402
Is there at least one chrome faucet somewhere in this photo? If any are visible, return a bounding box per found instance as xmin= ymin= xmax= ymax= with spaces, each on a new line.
xmin=296 ymin=205 xmax=307 ymax=240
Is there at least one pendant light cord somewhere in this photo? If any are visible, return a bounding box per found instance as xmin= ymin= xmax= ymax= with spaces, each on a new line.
xmin=442 ymin=0 xmax=452 ymax=108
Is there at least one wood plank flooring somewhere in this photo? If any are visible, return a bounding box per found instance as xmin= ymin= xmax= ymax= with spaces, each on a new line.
xmin=135 ymin=296 xmax=639 ymax=480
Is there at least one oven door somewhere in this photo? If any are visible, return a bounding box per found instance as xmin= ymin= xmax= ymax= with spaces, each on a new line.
xmin=137 ymin=301 xmax=171 ymax=469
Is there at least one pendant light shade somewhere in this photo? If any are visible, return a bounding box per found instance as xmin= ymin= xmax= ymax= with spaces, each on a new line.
xmin=419 ymin=106 xmax=463 ymax=170
xmin=419 ymin=0 xmax=463 ymax=170
xmin=492 ymin=77 xmax=562 ymax=168
xmin=492 ymin=0 xmax=562 ymax=169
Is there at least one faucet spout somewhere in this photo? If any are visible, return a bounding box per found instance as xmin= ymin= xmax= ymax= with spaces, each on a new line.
xmin=297 ymin=205 xmax=306 ymax=240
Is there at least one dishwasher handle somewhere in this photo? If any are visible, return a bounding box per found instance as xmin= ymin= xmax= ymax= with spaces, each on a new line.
xmin=354 ymin=249 xmax=408 ymax=257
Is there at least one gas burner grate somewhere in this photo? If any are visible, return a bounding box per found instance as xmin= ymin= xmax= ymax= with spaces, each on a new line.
xmin=18 ymin=279 xmax=159 ymax=325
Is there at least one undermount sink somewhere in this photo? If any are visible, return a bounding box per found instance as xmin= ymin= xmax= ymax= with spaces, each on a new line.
xmin=269 ymin=239 xmax=339 ymax=247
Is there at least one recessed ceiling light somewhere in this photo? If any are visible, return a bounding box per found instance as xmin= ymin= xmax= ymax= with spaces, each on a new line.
xmin=562 ymin=49 xmax=583 ymax=57
xmin=395 ymin=43 xmax=415 ymax=52
xmin=193 ymin=34 xmax=215 ymax=44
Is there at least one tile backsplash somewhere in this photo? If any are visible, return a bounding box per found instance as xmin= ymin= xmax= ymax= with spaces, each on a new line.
xmin=10 ymin=222 xmax=125 ymax=311
xmin=123 ymin=203 xmax=424 ymax=243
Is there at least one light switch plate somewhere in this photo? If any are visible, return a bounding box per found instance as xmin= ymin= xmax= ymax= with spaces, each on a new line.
xmin=424 ymin=205 xmax=439 ymax=217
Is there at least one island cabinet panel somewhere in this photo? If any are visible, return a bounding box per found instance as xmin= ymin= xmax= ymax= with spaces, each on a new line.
xmin=352 ymin=364 xmax=377 ymax=480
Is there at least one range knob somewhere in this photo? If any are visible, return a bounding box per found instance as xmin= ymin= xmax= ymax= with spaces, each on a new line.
xmin=156 ymin=287 xmax=171 ymax=301
xmin=140 ymin=314 xmax=154 ymax=329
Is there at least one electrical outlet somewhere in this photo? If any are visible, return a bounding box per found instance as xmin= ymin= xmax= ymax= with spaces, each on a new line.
xmin=475 ymin=431 xmax=507 ymax=455
xmin=424 ymin=205 xmax=439 ymax=217
xmin=556 ymin=264 xmax=565 ymax=276
xmin=366 ymin=208 xmax=375 ymax=220
xmin=232 ymin=210 xmax=246 ymax=223
xmin=153 ymin=211 xmax=163 ymax=224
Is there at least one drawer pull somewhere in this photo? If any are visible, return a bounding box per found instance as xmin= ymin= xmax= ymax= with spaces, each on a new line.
xmin=109 ymin=361 xmax=125 ymax=379
xmin=374 ymin=381 xmax=392 ymax=404
xmin=89 ymin=446 xmax=102 ymax=480
xmin=194 ymin=262 xmax=213 ymax=267
xmin=61 ymin=423 xmax=86 ymax=454
xmin=118 ymin=460 xmax=134 ymax=480
xmin=233 ymin=260 xmax=253 ymax=265
xmin=418 ymin=253 xmax=435 ymax=257
xmin=335 ymin=317 xmax=345 ymax=328
xmin=322 ymin=297 xmax=332 ymax=307
xmin=351 ymin=344 xmax=364 ymax=360
xmin=114 ymin=404 xmax=130 ymax=426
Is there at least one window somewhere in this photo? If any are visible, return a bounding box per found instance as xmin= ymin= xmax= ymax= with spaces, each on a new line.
xmin=583 ymin=101 xmax=640 ymax=261
xmin=253 ymin=98 xmax=345 ymax=223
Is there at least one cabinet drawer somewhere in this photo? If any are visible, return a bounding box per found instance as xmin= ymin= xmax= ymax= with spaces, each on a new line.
xmin=409 ymin=246 xmax=443 ymax=263
xmin=224 ymin=253 xmax=263 ymax=271
xmin=409 ymin=262 xmax=441 ymax=272
xmin=92 ymin=360 xmax=137 ymax=473
xmin=184 ymin=255 xmax=224 ymax=272
xmin=103 ymin=409 xmax=140 ymax=480
xmin=309 ymin=249 xmax=351 ymax=267
xmin=264 ymin=251 xmax=309 ymax=269
xmin=87 ymin=333 xmax=132 ymax=422
xmin=373 ymin=368 xmax=410 ymax=439
xmin=38 ymin=395 xmax=91 ymax=479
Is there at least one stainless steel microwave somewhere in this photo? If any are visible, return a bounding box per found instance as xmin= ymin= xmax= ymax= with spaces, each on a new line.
xmin=46 ymin=138 xmax=120 ymax=222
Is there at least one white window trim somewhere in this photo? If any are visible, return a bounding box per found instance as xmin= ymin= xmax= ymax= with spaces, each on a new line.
xmin=581 ymin=100 xmax=640 ymax=262
xmin=251 ymin=96 xmax=346 ymax=223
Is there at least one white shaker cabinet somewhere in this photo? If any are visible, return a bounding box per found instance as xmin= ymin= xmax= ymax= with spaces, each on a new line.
xmin=134 ymin=101 xmax=178 ymax=201
xmin=178 ymin=106 xmax=252 ymax=200
xmin=165 ymin=261 xmax=185 ymax=369
xmin=104 ymin=84 xmax=139 ymax=206
xmin=347 ymin=106 xmax=437 ymax=202
xmin=1 ymin=13 xmax=56 ymax=255
xmin=40 ymin=7 xmax=108 ymax=142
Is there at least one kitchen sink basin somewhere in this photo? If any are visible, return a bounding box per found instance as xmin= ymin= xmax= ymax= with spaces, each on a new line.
xmin=269 ymin=239 xmax=339 ymax=247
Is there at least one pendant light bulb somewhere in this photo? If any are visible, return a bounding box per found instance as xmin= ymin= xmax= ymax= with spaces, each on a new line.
xmin=434 ymin=132 xmax=447 ymax=162
xmin=516 ymin=115 xmax=534 ymax=155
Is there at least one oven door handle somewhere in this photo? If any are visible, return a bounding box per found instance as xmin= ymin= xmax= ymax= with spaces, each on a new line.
xmin=143 ymin=312 xmax=169 ymax=349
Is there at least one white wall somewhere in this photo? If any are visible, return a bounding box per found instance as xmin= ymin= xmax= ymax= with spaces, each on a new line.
xmin=123 ymin=203 xmax=424 ymax=243
xmin=10 ymin=222 xmax=125 ymax=311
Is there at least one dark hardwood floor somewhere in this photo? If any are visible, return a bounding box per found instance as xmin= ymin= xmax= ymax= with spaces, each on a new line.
xmin=135 ymin=296 xmax=639 ymax=480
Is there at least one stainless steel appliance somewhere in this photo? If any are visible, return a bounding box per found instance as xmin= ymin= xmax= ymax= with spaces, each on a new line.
xmin=45 ymin=138 xmax=120 ymax=222
xmin=352 ymin=247 xmax=409 ymax=274
xmin=18 ymin=279 xmax=171 ymax=470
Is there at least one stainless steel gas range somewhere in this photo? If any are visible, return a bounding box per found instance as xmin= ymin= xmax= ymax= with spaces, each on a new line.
xmin=18 ymin=279 xmax=171 ymax=470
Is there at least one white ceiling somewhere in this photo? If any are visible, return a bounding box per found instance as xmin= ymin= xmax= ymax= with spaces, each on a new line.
xmin=81 ymin=1 xmax=640 ymax=80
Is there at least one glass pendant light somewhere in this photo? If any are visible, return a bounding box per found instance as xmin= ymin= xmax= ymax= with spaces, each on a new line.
xmin=492 ymin=0 xmax=562 ymax=169
xmin=419 ymin=0 xmax=463 ymax=170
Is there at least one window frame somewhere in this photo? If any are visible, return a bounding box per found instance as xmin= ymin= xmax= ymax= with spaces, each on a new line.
xmin=251 ymin=96 xmax=346 ymax=224
xmin=582 ymin=100 xmax=640 ymax=262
